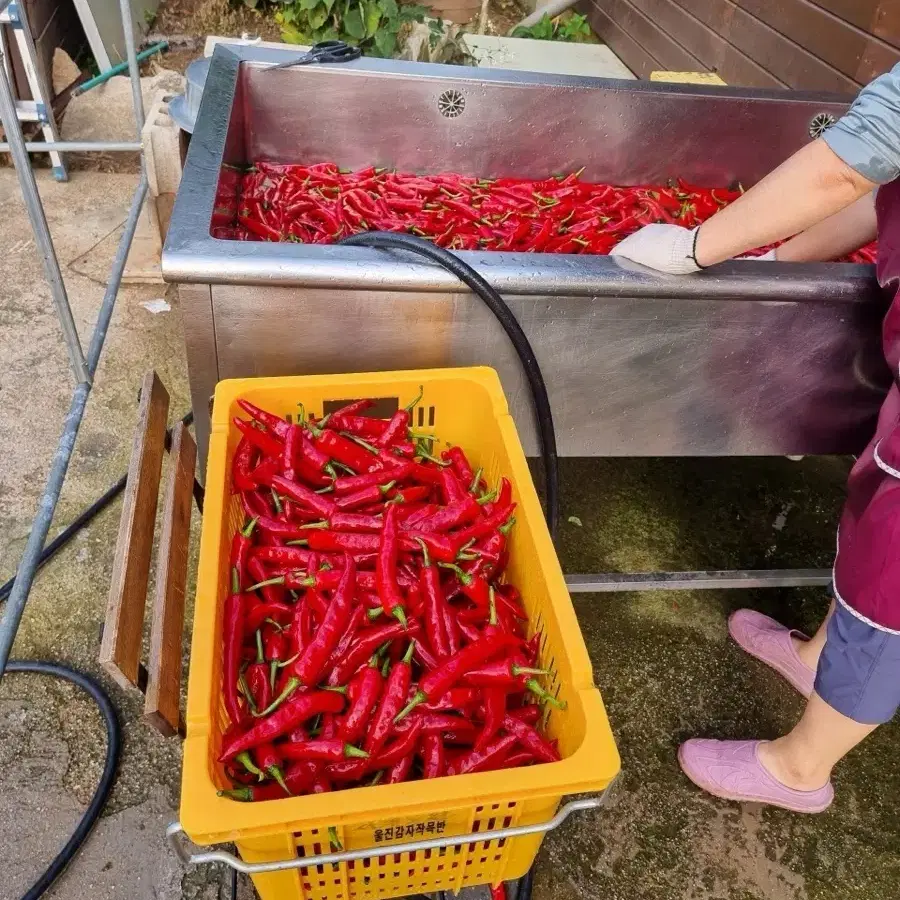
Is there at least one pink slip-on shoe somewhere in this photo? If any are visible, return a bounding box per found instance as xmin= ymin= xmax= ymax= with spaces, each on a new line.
xmin=728 ymin=609 xmax=816 ymax=698
xmin=678 ymin=739 xmax=833 ymax=813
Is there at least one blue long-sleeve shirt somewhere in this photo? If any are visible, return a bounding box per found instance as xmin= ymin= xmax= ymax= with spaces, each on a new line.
xmin=824 ymin=63 xmax=900 ymax=185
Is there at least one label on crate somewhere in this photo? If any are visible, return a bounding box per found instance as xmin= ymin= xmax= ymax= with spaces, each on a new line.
xmin=347 ymin=810 xmax=470 ymax=850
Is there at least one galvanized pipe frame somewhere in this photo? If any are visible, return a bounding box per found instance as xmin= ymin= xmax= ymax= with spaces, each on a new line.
xmin=0 ymin=0 xmax=148 ymax=676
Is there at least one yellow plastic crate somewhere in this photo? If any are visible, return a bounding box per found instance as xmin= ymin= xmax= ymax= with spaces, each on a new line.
xmin=181 ymin=367 xmax=619 ymax=900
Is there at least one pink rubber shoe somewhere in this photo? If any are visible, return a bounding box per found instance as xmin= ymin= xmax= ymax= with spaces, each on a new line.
xmin=728 ymin=609 xmax=816 ymax=698
xmin=678 ymin=739 xmax=833 ymax=813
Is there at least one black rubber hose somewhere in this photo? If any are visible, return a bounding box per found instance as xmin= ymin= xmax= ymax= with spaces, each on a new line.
xmin=6 ymin=661 xmax=121 ymax=900
xmin=339 ymin=232 xmax=559 ymax=539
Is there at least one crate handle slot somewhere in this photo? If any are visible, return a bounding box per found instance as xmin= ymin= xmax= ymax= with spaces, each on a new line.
xmin=166 ymin=788 xmax=615 ymax=875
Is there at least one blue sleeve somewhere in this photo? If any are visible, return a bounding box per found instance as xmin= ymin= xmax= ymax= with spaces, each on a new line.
xmin=823 ymin=62 xmax=900 ymax=185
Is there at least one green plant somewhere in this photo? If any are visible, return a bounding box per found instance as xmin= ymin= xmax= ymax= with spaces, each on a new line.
xmin=512 ymin=11 xmax=591 ymax=42
xmin=277 ymin=0 xmax=430 ymax=58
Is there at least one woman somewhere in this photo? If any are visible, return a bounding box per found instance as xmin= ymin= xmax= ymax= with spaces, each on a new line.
xmin=610 ymin=64 xmax=900 ymax=813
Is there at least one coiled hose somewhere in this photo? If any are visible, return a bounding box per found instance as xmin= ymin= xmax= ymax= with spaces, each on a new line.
xmin=6 ymin=661 xmax=121 ymax=900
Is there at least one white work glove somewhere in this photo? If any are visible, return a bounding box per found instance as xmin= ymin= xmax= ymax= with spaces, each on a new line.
xmin=610 ymin=224 xmax=702 ymax=274
xmin=736 ymin=249 xmax=777 ymax=261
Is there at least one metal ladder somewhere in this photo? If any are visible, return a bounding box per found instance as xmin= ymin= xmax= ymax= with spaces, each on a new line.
xmin=0 ymin=0 xmax=66 ymax=180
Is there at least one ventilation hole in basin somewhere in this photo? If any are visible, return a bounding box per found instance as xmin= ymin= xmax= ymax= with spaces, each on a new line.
xmin=809 ymin=112 xmax=836 ymax=139
xmin=438 ymin=89 xmax=465 ymax=118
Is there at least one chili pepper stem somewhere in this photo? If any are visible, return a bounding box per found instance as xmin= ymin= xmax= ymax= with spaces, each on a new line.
xmin=269 ymin=660 xmax=278 ymax=691
xmin=438 ymin=562 xmax=472 ymax=585
xmin=404 ymin=385 xmax=424 ymax=413
xmin=268 ymin=764 xmax=291 ymax=795
xmin=525 ymin=678 xmax=567 ymax=709
xmin=328 ymin=826 xmax=344 ymax=850
xmin=416 ymin=537 xmax=432 ymax=568
xmin=395 ymin=690 xmax=426 ymax=723
xmin=236 ymin=751 xmax=264 ymax=780
xmin=254 ymin=677 xmax=300 ymax=717
xmin=242 ymin=517 xmax=259 ymax=538
xmin=218 ymin=788 xmax=253 ymax=802
xmin=393 ymin=606 xmax=408 ymax=629
xmin=323 ymin=685 xmax=349 ymax=694
xmin=231 ymin=567 xmax=240 ymax=594
xmin=345 ymin=744 xmax=370 ymax=759
xmin=247 ymin=575 xmax=286 ymax=591
xmin=513 ymin=664 xmax=549 ymax=676
xmin=256 ymin=629 xmax=264 ymax=663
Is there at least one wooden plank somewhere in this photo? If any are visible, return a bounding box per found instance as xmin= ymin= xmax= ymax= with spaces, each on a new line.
xmin=591 ymin=0 xmax=705 ymax=73
xmin=670 ymin=0 xmax=858 ymax=91
xmin=736 ymin=0 xmax=899 ymax=84
xmin=99 ymin=372 xmax=170 ymax=690
xmin=580 ymin=0 xmax=661 ymax=78
xmin=628 ymin=0 xmax=784 ymax=87
xmin=807 ymin=0 xmax=879 ymax=34
xmin=873 ymin=2 xmax=900 ymax=54
xmin=144 ymin=423 xmax=196 ymax=735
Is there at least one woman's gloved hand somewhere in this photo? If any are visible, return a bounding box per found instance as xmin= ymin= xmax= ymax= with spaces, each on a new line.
xmin=610 ymin=224 xmax=703 ymax=274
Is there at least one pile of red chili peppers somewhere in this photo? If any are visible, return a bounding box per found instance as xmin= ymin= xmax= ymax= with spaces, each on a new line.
xmin=211 ymin=161 xmax=877 ymax=263
xmin=218 ymin=392 xmax=562 ymax=802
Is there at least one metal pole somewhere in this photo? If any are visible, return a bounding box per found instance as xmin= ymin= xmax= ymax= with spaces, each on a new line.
xmin=564 ymin=569 xmax=833 ymax=592
xmin=0 ymin=49 xmax=89 ymax=384
xmin=118 ymin=0 xmax=145 ymax=137
xmin=0 ymin=173 xmax=149 ymax=677
xmin=0 ymin=141 xmax=143 ymax=153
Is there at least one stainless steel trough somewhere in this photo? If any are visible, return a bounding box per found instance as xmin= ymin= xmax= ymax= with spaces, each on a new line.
xmin=164 ymin=45 xmax=890 ymax=467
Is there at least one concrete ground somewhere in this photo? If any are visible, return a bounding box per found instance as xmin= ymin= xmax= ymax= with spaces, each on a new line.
xmin=0 ymin=169 xmax=898 ymax=900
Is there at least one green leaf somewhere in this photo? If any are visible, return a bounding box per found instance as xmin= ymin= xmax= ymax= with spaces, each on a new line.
xmin=322 ymin=0 xmax=338 ymax=12
xmin=308 ymin=4 xmax=330 ymax=29
xmin=378 ymin=0 xmax=398 ymax=19
xmin=343 ymin=5 xmax=366 ymax=37
xmin=373 ymin=27 xmax=397 ymax=56
xmin=567 ymin=515 xmax=583 ymax=527
xmin=364 ymin=0 xmax=382 ymax=36
xmin=299 ymin=0 xmax=322 ymax=10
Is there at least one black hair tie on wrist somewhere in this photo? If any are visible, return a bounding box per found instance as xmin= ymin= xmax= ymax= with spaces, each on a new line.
xmin=691 ymin=227 xmax=707 ymax=270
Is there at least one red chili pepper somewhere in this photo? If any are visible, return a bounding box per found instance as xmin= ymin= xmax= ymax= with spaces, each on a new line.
xmin=280 ymin=739 xmax=369 ymax=762
xmin=476 ymin=687 xmax=507 ymax=751
xmin=407 ymin=495 xmax=480 ymax=534
xmin=247 ymin=556 xmax=285 ymax=607
xmin=502 ymin=715 xmax=560 ymax=763
xmin=307 ymin=530 xmax=384 ymax=554
xmin=244 ymin=633 xmax=272 ymax=714
xmin=453 ymin=503 xmax=516 ymax=545
xmin=323 ymin=604 xmax=366 ymax=674
xmin=329 ymin=414 xmax=387 ymax=440
xmin=222 ymin=569 xmax=246 ymax=726
xmin=406 ymin=531 xmax=466 ymax=564
xmin=386 ymin=752 xmax=415 ymax=784
xmin=419 ymin=687 xmax=480 ymax=714
xmin=421 ymin=733 xmax=445 ymax=778
xmin=442 ymin=446 xmax=475 ymax=485
xmin=398 ymin=633 xmax=522 ymax=719
xmin=396 ymin=711 xmax=477 ymax=735
xmin=244 ymin=601 xmax=293 ymax=636
xmin=219 ymin=690 xmax=345 ymax=760
xmin=328 ymin=620 xmax=421 ymax=686
xmin=365 ymin=641 xmax=416 ymax=756
xmin=337 ymin=656 xmax=384 ymax=743
xmin=314 ymin=428 xmax=380 ymax=473
xmin=334 ymin=465 xmax=412 ymax=495
xmin=288 ymin=553 xmax=356 ymax=687
xmin=439 ymin=468 xmax=467 ymax=504
xmin=233 ymin=417 xmax=284 ymax=458
xmin=230 ymin=518 xmax=257 ymax=590
xmin=463 ymin=658 xmax=547 ymax=688
xmin=253 ymin=742 xmax=290 ymax=793
xmin=232 ymin=437 xmax=257 ymax=493
xmin=373 ymin=717 xmax=424 ymax=768
xmin=447 ymin=733 xmax=518 ymax=775
xmin=509 ymin=704 xmax=542 ymax=725
xmin=251 ymin=545 xmax=315 ymax=568
xmin=335 ymin=481 xmax=397 ymax=511
xmin=377 ymin=504 xmax=407 ymax=625
xmin=417 ymin=539 xmax=450 ymax=659
xmin=238 ymin=399 xmax=291 ymax=439
xmin=270 ymin=474 xmax=337 ymax=518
